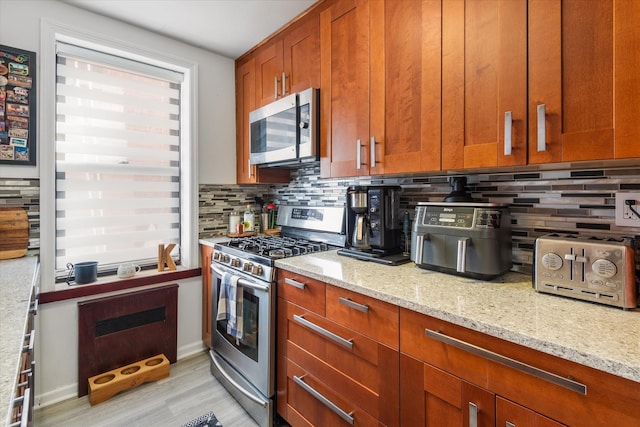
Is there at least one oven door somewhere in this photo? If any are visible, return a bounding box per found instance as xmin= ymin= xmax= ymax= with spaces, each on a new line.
xmin=210 ymin=262 xmax=274 ymax=397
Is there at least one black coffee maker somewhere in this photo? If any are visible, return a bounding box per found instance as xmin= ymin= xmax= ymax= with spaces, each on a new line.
xmin=338 ymin=185 xmax=410 ymax=265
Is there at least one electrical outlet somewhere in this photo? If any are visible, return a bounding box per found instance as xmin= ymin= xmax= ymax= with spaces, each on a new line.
xmin=615 ymin=192 xmax=640 ymax=227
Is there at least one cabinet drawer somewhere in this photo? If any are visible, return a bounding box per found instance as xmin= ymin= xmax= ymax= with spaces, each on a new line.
xmin=277 ymin=270 xmax=326 ymax=315
xmin=284 ymin=358 xmax=380 ymax=427
xmin=279 ymin=299 xmax=399 ymax=426
xmin=326 ymin=284 xmax=399 ymax=349
xmin=399 ymin=308 xmax=640 ymax=426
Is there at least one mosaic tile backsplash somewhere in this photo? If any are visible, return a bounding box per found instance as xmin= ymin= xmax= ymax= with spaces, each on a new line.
xmin=3 ymin=162 xmax=639 ymax=275
xmin=200 ymin=163 xmax=640 ymax=275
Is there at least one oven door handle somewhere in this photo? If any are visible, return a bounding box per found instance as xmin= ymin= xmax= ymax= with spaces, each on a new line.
xmin=211 ymin=264 xmax=269 ymax=292
xmin=209 ymin=350 xmax=269 ymax=408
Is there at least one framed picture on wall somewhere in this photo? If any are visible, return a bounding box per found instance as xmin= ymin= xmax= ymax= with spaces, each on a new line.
xmin=0 ymin=44 xmax=37 ymax=166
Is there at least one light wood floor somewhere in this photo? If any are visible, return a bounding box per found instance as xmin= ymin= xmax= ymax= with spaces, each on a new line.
xmin=34 ymin=351 xmax=258 ymax=427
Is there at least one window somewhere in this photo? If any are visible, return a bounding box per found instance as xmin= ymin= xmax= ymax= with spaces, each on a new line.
xmin=54 ymin=42 xmax=184 ymax=279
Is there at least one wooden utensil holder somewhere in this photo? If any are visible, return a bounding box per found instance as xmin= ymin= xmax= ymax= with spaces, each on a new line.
xmin=88 ymin=354 xmax=170 ymax=405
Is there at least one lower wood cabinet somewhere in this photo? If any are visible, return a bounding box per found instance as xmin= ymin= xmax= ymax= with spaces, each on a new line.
xmin=399 ymin=308 xmax=640 ymax=426
xmin=200 ymin=244 xmax=214 ymax=348
xmin=276 ymin=270 xmax=399 ymax=426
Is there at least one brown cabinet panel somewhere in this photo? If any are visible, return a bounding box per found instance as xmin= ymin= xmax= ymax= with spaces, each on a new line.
xmin=496 ymin=396 xmax=566 ymax=427
xmin=277 ymin=269 xmax=326 ymax=316
xmin=442 ymin=0 xmax=527 ymax=170
xmin=200 ymin=245 xmax=213 ymax=348
xmin=529 ymin=0 xmax=640 ymax=163
xmin=325 ymin=284 xmax=399 ymax=349
xmin=400 ymin=308 xmax=640 ymax=426
xmin=283 ymin=13 xmax=320 ymax=95
xmin=320 ymin=0 xmax=371 ymax=178
xmin=255 ymin=39 xmax=284 ymax=107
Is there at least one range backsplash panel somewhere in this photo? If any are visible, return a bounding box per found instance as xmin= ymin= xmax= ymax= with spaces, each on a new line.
xmin=199 ymin=163 xmax=640 ymax=275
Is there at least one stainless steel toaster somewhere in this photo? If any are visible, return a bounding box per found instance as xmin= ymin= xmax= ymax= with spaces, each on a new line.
xmin=533 ymin=233 xmax=638 ymax=309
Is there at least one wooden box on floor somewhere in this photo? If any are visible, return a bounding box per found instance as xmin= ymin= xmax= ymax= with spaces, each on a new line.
xmin=88 ymin=354 xmax=170 ymax=405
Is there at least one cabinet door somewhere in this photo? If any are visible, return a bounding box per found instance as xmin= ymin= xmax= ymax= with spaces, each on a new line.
xmin=401 ymin=353 xmax=495 ymax=427
xmin=496 ymin=397 xmax=566 ymax=427
xmin=235 ymin=58 xmax=290 ymax=184
xmin=200 ymin=245 xmax=213 ymax=348
xmin=320 ymin=0 xmax=371 ymax=178
xmin=369 ymin=0 xmax=442 ymax=175
xmin=255 ymin=38 xmax=285 ymax=107
xmin=283 ymin=12 xmax=320 ymax=95
xmin=528 ymin=0 xmax=640 ymax=163
xmin=442 ymin=0 xmax=527 ymax=169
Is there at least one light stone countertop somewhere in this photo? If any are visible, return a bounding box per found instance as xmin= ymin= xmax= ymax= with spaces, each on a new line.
xmin=1 ymin=256 xmax=39 ymax=427
xmin=274 ymin=250 xmax=640 ymax=384
xmin=199 ymin=237 xmax=231 ymax=248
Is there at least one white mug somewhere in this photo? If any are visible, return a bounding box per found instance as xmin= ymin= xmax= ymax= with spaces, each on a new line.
xmin=117 ymin=263 xmax=141 ymax=279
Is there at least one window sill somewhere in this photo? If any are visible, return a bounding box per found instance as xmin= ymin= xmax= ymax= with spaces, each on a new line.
xmin=39 ymin=267 xmax=201 ymax=304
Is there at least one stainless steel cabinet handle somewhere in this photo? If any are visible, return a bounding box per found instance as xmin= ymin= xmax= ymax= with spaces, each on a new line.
xmin=282 ymin=71 xmax=287 ymax=96
xmin=10 ymin=387 xmax=30 ymax=427
xmin=293 ymin=375 xmax=354 ymax=425
xmin=284 ymin=277 xmax=306 ymax=290
xmin=356 ymin=139 xmax=362 ymax=169
xmin=293 ymin=314 xmax=354 ymax=349
xmin=425 ymin=329 xmax=587 ymax=395
xmin=247 ymin=159 xmax=252 ymax=179
xmin=457 ymin=237 xmax=469 ymax=273
xmin=274 ymin=75 xmax=279 ymax=99
xmin=504 ymin=111 xmax=513 ymax=155
xmin=370 ymin=136 xmax=377 ymax=167
xmin=506 ymin=422 xmax=516 ymax=427
xmin=338 ymin=297 xmax=369 ymax=313
xmin=537 ymin=104 xmax=546 ymax=152
xmin=469 ymin=402 xmax=478 ymax=427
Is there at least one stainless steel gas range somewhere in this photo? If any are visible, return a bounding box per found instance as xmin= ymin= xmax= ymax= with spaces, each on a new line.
xmin=209 ymin=205 xmax=345 ymax=427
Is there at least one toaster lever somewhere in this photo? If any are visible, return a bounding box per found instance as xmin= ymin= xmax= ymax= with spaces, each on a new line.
xmin=457 ymin=237 xmax=470 ymax=273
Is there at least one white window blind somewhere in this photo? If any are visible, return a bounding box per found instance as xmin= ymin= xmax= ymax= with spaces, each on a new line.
xmin=55 ymin=42 xmax=183 ymax=278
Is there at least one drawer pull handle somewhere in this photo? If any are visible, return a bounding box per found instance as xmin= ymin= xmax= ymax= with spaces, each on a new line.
xmin=293 ymin=375 xmax=354 ymax=425
xmin=10 ymin=387 xmax=30 ymax=427
xmin=284 ymin=278 xmax=306 ymax=290
xmin=338 ymin=297 xmax=369 ymax=313
xmin=425 ymin=329 xmax=587 ymax=395
xmin=469 ymin=401 xmax=478 ymax=427
xmin=22 ymin=330 xmax=35 ymax=353
xmin=506 ymin=422 xmax=516 ymax=427
xmin=294 ymin=314 xmax=353 ymax=349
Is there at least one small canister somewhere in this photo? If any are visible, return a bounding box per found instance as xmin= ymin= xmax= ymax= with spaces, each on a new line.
xmin=229 ymin=211 xmax=241 ymax=234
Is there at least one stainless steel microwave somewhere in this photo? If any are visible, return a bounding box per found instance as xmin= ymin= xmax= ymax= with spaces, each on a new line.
xmin=249 ymin=87 xmax=319 ymax=167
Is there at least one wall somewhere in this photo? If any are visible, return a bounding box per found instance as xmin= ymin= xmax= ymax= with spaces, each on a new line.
xmin=0 ymin=0 xmax=236 ymax=408
xmin=199 ymin=162 xmax=640 ymax=275
xmin=0 ymin=0 xmax=236 ymax=184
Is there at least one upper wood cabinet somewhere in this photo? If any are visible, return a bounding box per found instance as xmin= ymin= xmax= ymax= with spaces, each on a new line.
xmin=256 ymin=12 xmax=320 ymax=107
xmin=528 ymin=0 xmax=640 ymax=163
xmin=319 ymin=0 xmax=371 ymax=178
xmin=442 ymin=0 xmax=528 ymax=170
xmin=235 ymin=57 xmax=289 ymax=184
xmin=369 ymin=0 xmax=442 ymax=175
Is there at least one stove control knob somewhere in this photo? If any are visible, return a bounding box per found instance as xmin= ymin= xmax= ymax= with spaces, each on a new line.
xmin=541 ymin=252 xmax=563 ymax=270
xmin=213 ymin=252 xmax=220 ymax=261
xmin=243 ymin=262 xmax=253 ymax=272
xmin=252 ymin=265 xmax=263 ymax=276
xmin=592 ymin=259 xmax=617 ymax=279
xmin=221 ymin=254 xmax=230 ymax=263
xmin=230 ymin=258 xmax=240 ymax=267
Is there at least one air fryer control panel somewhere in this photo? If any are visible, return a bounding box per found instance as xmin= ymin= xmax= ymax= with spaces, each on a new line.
xmin=534 ymin=234 xmax=638 ymax=309
xmin=419 ymin=205 xmax=504 ymax=229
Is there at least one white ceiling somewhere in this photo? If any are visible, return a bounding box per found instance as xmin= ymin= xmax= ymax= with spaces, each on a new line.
xmin=60 ymin=0 xmax=318 ymax=59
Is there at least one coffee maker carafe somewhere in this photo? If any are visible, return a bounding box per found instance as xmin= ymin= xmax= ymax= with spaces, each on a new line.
xmin=339 ymin=185 xmax=409 ymax=265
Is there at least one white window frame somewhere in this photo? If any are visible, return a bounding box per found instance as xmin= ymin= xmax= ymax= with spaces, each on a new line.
xmin=40 ymin=19 xmax=199 ymax=292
